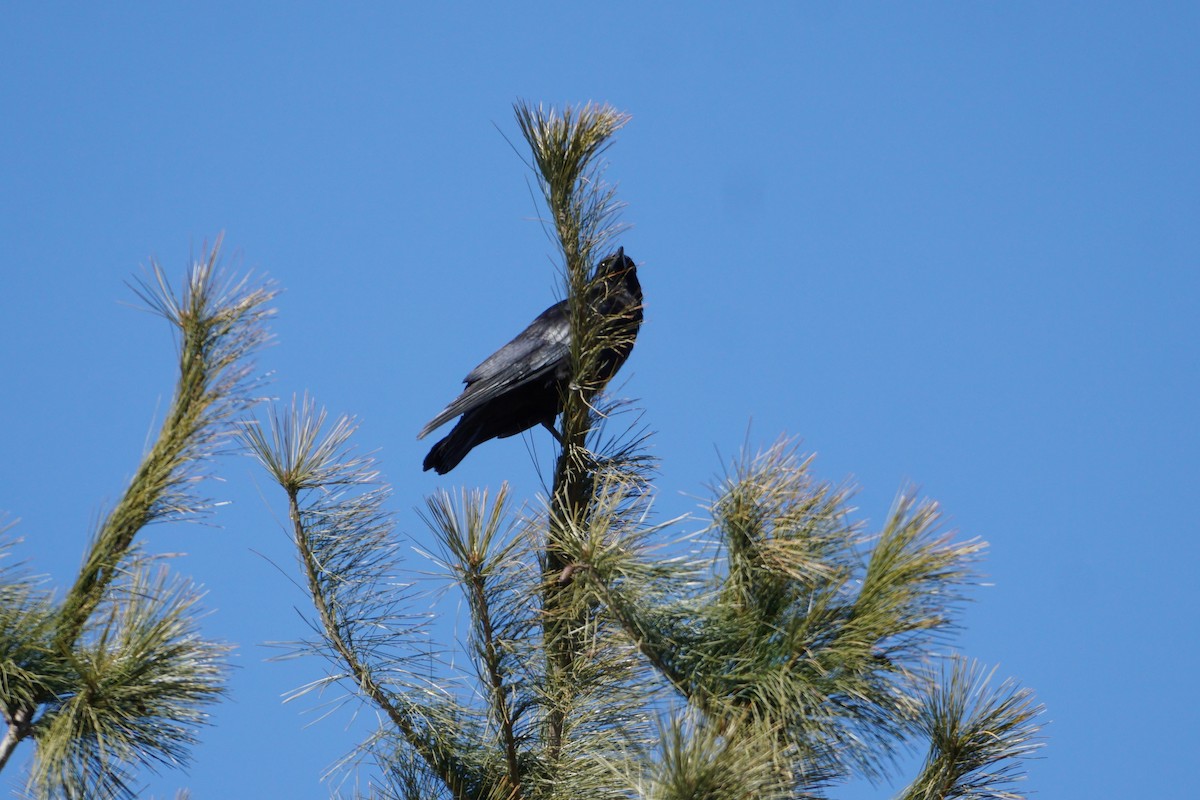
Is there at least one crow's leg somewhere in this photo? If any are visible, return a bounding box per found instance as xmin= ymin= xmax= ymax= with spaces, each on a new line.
xmin=542 ymin=420 xmax=564 ymax=445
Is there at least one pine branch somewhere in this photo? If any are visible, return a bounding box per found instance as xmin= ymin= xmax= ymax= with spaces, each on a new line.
xmin=581 ymin=441 xmax=1009 ymax=792
xmin=422 ymin=487 xmax=527 ymax=800
xmin=0 ymin=533 xmax=59 ymax=772
xmin=243 ymin=398 xmax=485 ymax=799
xmin=27 ymin=561 xmax=229 ymax=800
xmin=513 ymin=100 xmax=629 ymax=274
xmin=900 ymin=658 xmax=1044 ymax=800
xmin=1 ymin=240 xmax=270 ymax=791
xmin=544 ymin=466 xmax=699 ymax=704
xmin=639 ymin=710 xmax=795 ymax=800
xmin=55 ymin=237 xmax=275 ymax=654
xmin=850 ymin=492 xmax=984 ymax=657
xmin=513 ymin=99 xmax=633 ymax=765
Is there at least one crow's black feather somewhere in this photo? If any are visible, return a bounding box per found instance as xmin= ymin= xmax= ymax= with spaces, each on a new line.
xmin=419 ymin=249 xmax=642 ymax=474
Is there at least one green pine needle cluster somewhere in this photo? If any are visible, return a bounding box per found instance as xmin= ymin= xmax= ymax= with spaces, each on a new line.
xmin=514 ymin=100 xmax=630 ymax=278
xmin=1 ymin=240 xmax=274 ymax=798
xmin=27 ymin=561 xmax=230 ymax=800
xmin=901 ymin=659 xmax=1043 ymax=800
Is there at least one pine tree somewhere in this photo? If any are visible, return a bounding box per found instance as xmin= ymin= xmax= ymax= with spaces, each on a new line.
xmin=244 ymin=102 xmax=1043 ymax=799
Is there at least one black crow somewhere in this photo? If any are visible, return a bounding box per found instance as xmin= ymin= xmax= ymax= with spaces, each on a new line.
xmin=419 ymin=248 xmax=642 ymax=474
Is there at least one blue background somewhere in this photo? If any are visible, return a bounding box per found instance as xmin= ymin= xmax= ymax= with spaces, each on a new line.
xmin=2 ymin=4 xmax=1197 ymax=797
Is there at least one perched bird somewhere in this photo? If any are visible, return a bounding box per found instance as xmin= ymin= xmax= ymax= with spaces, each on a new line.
xmin=419 ymin=248 xmax=642 ymax=474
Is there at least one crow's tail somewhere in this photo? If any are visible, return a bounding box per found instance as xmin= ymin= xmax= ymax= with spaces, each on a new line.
xmin=422 ymin=420 xmax=481 ymax=474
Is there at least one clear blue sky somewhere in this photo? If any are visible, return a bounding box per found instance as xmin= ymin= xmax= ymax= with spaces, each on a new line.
xmin=2 ymin=3 xmax=1197 ymax=797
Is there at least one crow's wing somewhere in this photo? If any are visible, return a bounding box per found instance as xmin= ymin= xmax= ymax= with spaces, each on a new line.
xmin=418 ymin=300 xmax=570 ymax=439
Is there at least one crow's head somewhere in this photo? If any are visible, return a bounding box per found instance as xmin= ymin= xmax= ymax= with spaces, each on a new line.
xmin=591 ymin=247 xmax=641 ymax=316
